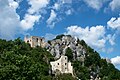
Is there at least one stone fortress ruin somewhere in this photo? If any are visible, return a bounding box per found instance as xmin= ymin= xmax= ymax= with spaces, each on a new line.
xmin=24 ymin=35 xmax=46 ymax=48
xmin=24 ymin=35 xmax=111 ymax=80
xmin=24 ymin=35 xmax=74 ymax=75
xmin=50 ymin=55 xmax=73 ymax=75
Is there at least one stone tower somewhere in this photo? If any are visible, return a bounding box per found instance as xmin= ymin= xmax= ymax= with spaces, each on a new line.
xmin=24 ymin=35 xmax=46 ymax=48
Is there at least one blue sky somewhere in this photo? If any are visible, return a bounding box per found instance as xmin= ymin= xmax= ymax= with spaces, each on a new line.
xmin=0 ymin=0 xmax=120 ymax=69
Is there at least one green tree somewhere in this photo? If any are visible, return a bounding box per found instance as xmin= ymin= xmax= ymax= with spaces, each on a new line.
xmin=54 ymin=74 xmax=76 ymax=80
xmin=65 ymin=47 xmax=73 ymax=61
xmin=55 ymin=34 xmax=65 ymax=39
xmin=0 ymin=38 xmax=54 ymax=80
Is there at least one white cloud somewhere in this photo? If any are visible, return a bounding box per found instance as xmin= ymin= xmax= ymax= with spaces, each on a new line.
xmin=9 ymin=0 xmax=19 ymax=9
xmin=65 ymin=25 xmax=106 ymax=49
xmin=107 ymin=17 xmax=120 ymax=30
xmin=44 ymin=33 xmax=56 ymax=41
xmin=53 ymin=3 xmax=60 ymax=10
xmin=20 ymin=14 xmax=41 ymax=30
xmin=0 ymin=0 xmax=44 ymax=40
xmin=0 ymin=0 xmax=23 ymax=40
xmin=46 ymin=10 xmax=57 ymax=28
xmin=111 ymin=56 xmax=120 ymax=65
xmin=65 ymin=9 xmax=72 ymax=15
xmin=83 ymin=0 xmax=109 ymax=10
xmin=27 ymin=0 xmax=49 ymax=14
xmin=52 ymin=0 xmax=71 ymax=11
xmin=109 ymin=0 xmax=120 ymax=11
xmin=20 ymin=0 xmax=50 ymax=31
xmin=48 ymin=0 xmax=73 ymax=28
xmin=107 ymin=34 xmax=116 ymax=45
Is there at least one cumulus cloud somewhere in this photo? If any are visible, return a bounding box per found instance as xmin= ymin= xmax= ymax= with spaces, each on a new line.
xmin=65 ymin=25 xmax=106 ymax=49
xmin=47 ymin=0 xmax=73 ymax=28
xmin=9 ymin=0 xmax=19 ymax=9
xmin=53 ymin=0 xmax=73 ymax=12
xmin=106 ymin=16 xmax=120 ymax=51
xmin=83 ymin=0 xmax=109 ymax=10
xmin=20 ymin=0 xmax=50 ymax=31
xmin=0 ymin=0 xmax=23 ymax=40
xmin=107 ymin=34 xmax=116 ymax=45
xmin=44 ymin=33 xmax=56 ymax=41
xmin=27 ymin=0 xmax=49 ymax=14
xmin=53 ymin=3 xmax=60 ymax=10
xmin=107 ymin=17 xmax=120 ymax=30
xmin=109 ymin=0 xmax=120 ymax=11
xmin=111 ymin=56 xmax=120 ymax=65
xmin=46 ymin=10 xmax=57 ymax=28
xmin=0 ymin=0 xmax=48 ymax=40
xmin=21 ymin=14 xmax=41 ymax=30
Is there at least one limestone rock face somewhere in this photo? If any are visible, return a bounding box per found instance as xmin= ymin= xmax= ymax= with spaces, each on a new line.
xmin=24 ymin=35 xmax=86 ymax=61
xmin=46 ymin=35 xmax=86 ymax=61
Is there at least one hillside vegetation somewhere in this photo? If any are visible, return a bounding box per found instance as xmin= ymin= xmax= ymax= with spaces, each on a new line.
xmin=0 ymin=35 xmax=120 ymax=80
xmin=0 ymin=38 xmax=74 ymax=80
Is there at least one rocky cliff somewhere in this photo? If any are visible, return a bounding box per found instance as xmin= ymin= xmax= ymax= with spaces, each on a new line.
xmin=46 ymin=34 xmax=120 ymax=80
xmin=46 ymin=35 xmax=86 ymax=59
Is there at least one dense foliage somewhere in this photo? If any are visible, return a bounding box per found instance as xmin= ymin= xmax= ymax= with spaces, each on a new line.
xmin=0 ymin=38 xmax=54 ymax=80
xmin=55 ymin=34 xmax=71 ymax=40
xmin=65 ymin=47 xmax=73 ymax=61
xmin=0 ymin=38 xmax=74 ymax=80
xmin=55 ymin=34 xmax=65 ymax=40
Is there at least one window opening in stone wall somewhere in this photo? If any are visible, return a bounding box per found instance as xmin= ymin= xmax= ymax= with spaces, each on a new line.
xmin=41 ymin=39 xmax=42 ymax=41
xmin=65 ymin=57 xmax=66 ymax=60
xmin=65 ymin=63 xmax=67 ymax=65
xmin=36 ymin=38 xmax=38 ymax=42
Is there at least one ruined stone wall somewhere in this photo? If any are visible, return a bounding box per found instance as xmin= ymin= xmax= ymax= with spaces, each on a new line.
xmin=24 ymin=36 xmax=46 ymax=48
xmin=50 ymin=55 xmax=73 ymax=75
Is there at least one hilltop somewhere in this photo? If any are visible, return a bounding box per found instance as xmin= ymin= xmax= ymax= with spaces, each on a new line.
xmin=0 ymin=35 xmax=120 ymax=80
